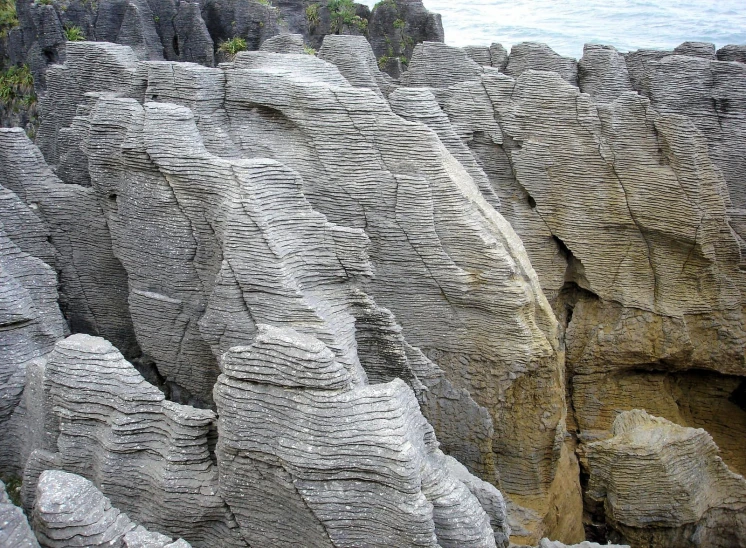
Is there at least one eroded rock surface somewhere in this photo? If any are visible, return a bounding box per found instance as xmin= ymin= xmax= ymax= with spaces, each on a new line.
xmin=2 ymin=28 xmax=746 ymax=548
xmin=29 ymin=334 xmax=244 ymax=546
xmin=215 ymin=325 xmax=497 ymax=548
xmin=585 ymin=410 xmax=746 ymax=547
xmin=399 ymin=36 xmax=746 ymax=545
xmin=32 ymin=470 xmax=191 ymax=548
xmin=0 ymin=479 xmax=39 ymax=548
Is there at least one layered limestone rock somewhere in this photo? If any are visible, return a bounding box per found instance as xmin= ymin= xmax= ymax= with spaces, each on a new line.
xmin=585 ymin=411 xmax=746 ymax=547
xmin=26 ymin=38 xmax=570 ymax=544
xmin=717 ymin=44 xmax=746 ymax=63
xmin=505 ymin=42 xmax=578 ymax=86
xmin=2 ymin=0 xmax=445 ymax=128
xmin=5 ymin=30 xmax=746 ymax=548
xmin=0 ymin=479 xmax=39 ymax=548
xmin=401 ymin=36 xmax=746 ymax=543
xmin=577 ymin=44 xmax=634 ymax=103
xmin=0 ymin=174 xmax=65 ymax=476
xmin=0 ymin=128 xmax=139 ymax=360
xmin=635 ymin=52 xmax=746 ymax=215
xmin=32 ymin=334 xmax=245 ymax=546
xmin=33 ymin=470 xmax=191 ymax=548
xmin=215 ymin=325 xmax=499 ymax=548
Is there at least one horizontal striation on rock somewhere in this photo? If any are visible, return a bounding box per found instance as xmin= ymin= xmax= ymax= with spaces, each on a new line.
xmin=23 ymin=38 xmax=572 ymax=544
xmin=224 ymin=46 xmax=566 ymax=507
xmin=214 ymin=324 xmax=497 ymax=548
xmin=585 ymin=410 xmax=746 ymax=547
xmin=33 ymin=470 xmax=192 ymax=548
xmin=0 ymin=185 xmax=65 ymax=476
xmin=7 ymin=32 xmax=746 ymax=548
xmin=395 ymin=37 xmax=746 ymax=544
xmin=38 ymin=334 xmax=246 ymax=547
xmin=0 ymin=128 xmax=140 ymax=361
xmin=504 ymin=42 xmax=578 ymax=87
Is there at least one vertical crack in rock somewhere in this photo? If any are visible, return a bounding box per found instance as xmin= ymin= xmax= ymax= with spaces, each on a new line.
xmin=215 ymin=325 xmax=498 ymax=548
xmin=31 ymin=334 xmax=246 ymax=546
xmin=5 ymin=33 xmax=746 ymax=548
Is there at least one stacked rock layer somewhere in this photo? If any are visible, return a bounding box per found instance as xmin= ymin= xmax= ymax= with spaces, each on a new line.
xmin=0 ymin=29 xmax=745 ymax=548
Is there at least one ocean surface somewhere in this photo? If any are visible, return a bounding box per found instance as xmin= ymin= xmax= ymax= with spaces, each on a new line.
xmin=360 ymin=0 xmax=746 ymax=59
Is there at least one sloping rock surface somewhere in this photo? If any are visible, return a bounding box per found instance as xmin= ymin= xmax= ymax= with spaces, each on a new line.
xmin=0 ymin=479 xmax=39 ymax=548
xmin=32 ymin=470 xmax=191 ymax=548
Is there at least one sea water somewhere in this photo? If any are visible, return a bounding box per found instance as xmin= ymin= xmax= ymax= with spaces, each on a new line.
xmin=360 ymin=0 xmax=746 ymax=59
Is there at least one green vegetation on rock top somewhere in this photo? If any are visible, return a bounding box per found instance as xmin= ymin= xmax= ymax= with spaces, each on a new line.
xmin=0 ymin=0 xmax=18 ymax=38
xmin=0 ymin=64 xmax=36 ymax=113
xmin=328 ymin=0 xmax=367 ymax=34
xmin=218 ymin=36 xmax=248 ymax=57
xmin=65 ymin=25 xmax=86 ymax=41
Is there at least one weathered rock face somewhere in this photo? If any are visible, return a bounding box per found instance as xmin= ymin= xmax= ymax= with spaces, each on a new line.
xmin=3 ymin=26 xmax=746 ymax=548
xmin=1 ymin=0 xmax=444 ymax=129
xmin=0 ymin=128 xmax=139 ymax=359
xmin=0 ymin=479 xmax=39 ymax=548
xmin=0 ymin=161 xmax=66 ymax=476
xmin=32 ymin=41 xmax=568 ymax=545
xmin=505 ymin=42 xmax=578 ymax=86
xmin=32 ymin=470 xmax=192 ymax=548
xmin=585 ymin=410 xmax=746 ymax=547
xmin=30 ymin=334 xmax=245 ymax=546
xmin=215 ymin=324 xmax=499 ymax=548
xmin=400 ymin=37 xmax=746 ymax=545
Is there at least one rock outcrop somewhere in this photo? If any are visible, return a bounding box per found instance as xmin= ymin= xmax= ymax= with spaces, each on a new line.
xmin=0 ymin=164 xmax=66 ymax=476
xmin=215 ymin=324 xmax=498 ymax=548
xmin=27 ymin=334 xmax=244 ymax=546
xmin=29 ymin=41 xmax=568 ymax=547
xmin=400 ymin=36 xmax=746 ymax=545
xmin=585 ymin=410 xmax=746 ymax=547
xmin=1 ymin=0 xmax=445 ymax=128
xmin=505 ymin=42 xmax=578 ymax=86
xmin=32 ymin=470 xmax=191 ymax=548
xmin=1 ymin=16 xmax=746 ymax=548
xmin=0 ymin=479 xmax=39 ymax=548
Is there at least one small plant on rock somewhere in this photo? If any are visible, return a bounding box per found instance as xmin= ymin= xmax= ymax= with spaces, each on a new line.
xmin=305 ymin=3 xmax=320 ymax=29
xmin=303 ymin=45 xmax=317 ymax=56
xmin=64 ymin=25 xmax=86 ymax=41
xmin=218 ymin=36 xmax=248 ymax=57
xmin=2 ymin=476 xmax=22 ymax=507
xmin=328 ymin=0 xmax=367 ymax=34
xmin=0 ymin=64 xmax=35 ymax=113
xmin=0 ymin=0 xmax=19 ymax=38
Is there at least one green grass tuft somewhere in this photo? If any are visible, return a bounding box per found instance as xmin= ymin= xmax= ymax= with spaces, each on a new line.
xmin=218 ymin=36 xmax=248 ymax=57
xmin=0 ymin=64 xmax=36 ymax=113
xmin=64 ymin=25 xmax=86 ymax=41
xmin=0 ymin=0 xmax=19 ymax=37
xmin=305 ymin=3 xmax=319 ymax=29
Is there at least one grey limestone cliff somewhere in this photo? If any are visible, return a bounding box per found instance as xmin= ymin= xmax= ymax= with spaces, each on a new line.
xmin=1 ymin=23 xmax=746 ymax=548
